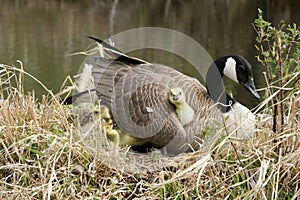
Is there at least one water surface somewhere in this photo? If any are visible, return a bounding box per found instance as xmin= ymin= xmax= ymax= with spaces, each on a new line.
xmin=0 ymin=0 xmax=299 ymax=108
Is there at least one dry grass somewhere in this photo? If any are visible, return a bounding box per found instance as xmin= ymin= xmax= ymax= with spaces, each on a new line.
xmin=0 ymin=61 xmax=299 ymax=200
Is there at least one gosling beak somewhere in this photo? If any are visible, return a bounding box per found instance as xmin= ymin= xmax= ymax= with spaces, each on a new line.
xmin=242 ymin=78 xmax=260 ymax=100
xmin=173 ymin=95 xmax=179 ymax=101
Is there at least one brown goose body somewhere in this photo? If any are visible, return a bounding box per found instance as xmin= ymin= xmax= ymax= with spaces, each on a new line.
xmin=91 ymin=47 xmax=222 ymax=155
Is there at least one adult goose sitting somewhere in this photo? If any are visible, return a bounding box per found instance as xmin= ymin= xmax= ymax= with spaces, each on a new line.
xmin=70 ymin=37 xmax=260 ymax=155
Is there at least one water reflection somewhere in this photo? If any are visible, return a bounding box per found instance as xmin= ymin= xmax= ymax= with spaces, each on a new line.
xmin=0 ymin=0 xmax=299 ymax=108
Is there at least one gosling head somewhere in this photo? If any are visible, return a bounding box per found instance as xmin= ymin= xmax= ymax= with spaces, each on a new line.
xmin=169 ymin=87 xmax=186 ymax=105
xmin=100 ymin=105 xmax=111 ymax=119
xmin=100 ymin=105 xmax=113 ymax=130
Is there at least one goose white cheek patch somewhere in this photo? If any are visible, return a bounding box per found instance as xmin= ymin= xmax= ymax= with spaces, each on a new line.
xmin=224 ymin=57 xmax=238 ymax=83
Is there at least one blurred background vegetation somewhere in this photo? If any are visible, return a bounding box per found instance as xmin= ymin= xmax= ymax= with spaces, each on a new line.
xmin=0 ymin=0 xmax=299 ymax=108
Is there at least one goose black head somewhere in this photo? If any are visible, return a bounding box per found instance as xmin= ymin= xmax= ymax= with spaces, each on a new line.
xmin=222 ymin=55 xmax=260 ymax=100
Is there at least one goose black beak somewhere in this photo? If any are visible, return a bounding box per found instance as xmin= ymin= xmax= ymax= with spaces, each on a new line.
xmin=242 ymin=78 xmax=260 ymax=100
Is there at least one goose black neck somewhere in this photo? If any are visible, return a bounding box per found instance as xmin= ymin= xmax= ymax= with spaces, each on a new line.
xmin=213 ymin=56 xmax=228 ymax=76
xmin=205 ymin=56 xmax=234 ymax=113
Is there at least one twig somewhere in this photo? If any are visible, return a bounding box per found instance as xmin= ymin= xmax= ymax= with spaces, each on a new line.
xmin=277 ymin=37 xmax=285 ymax=133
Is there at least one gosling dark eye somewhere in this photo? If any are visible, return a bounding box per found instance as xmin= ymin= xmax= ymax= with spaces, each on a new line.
xmin=94 ymin=111 xmax=99 ymax=115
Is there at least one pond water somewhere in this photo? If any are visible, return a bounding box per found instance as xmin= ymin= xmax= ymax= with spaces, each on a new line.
xmin=0 ymin=0 xmax=299 ymax=108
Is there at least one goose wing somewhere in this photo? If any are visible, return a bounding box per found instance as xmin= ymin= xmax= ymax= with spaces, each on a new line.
xmin=92 ymin=58 xmax=185 ymax=141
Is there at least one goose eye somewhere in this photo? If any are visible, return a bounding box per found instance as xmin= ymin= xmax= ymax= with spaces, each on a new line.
xmin=238 ymin=65 xmax=245 ymax=72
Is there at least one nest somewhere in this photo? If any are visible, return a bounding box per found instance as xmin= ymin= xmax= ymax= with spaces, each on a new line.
xmin=1 ymin=60 xmax=300 ymax=199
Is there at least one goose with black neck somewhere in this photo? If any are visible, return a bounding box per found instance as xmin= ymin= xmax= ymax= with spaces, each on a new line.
xmin=67 ymin=37 xmax=260 ymax=155
xmin=206 ymin=55 xmax=260 ymax=139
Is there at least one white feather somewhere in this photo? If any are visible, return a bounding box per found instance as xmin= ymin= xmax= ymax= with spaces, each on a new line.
xmin=75 ymin=64 xmax=95 ymax=92
xmin=224 ymin=57 xmax=238 ymax=83
xmin=73 ymin=63 xmax=98 ymax=104
xmin=223 ymin=102 xmax=256 ymax=140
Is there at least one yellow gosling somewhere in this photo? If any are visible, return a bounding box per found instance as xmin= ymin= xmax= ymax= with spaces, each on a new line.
xmin=117 ymin=130 xmax=146 ymax=146
xmin=106 ymin=129 xmax=120 ymax=147
xmin=100 ymin=105 xmax=146 ymax=147
xmin=169 ymin=87 xmax=195 ymax=126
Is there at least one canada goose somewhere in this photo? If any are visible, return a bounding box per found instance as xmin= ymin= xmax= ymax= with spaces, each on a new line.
xmin=169 ymin=87 xmax=195 ymax=126
xmin=87 ymin=37 xmax=260 ymax=155
xmin=68 ymin=37 xmax=260 ymax=155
